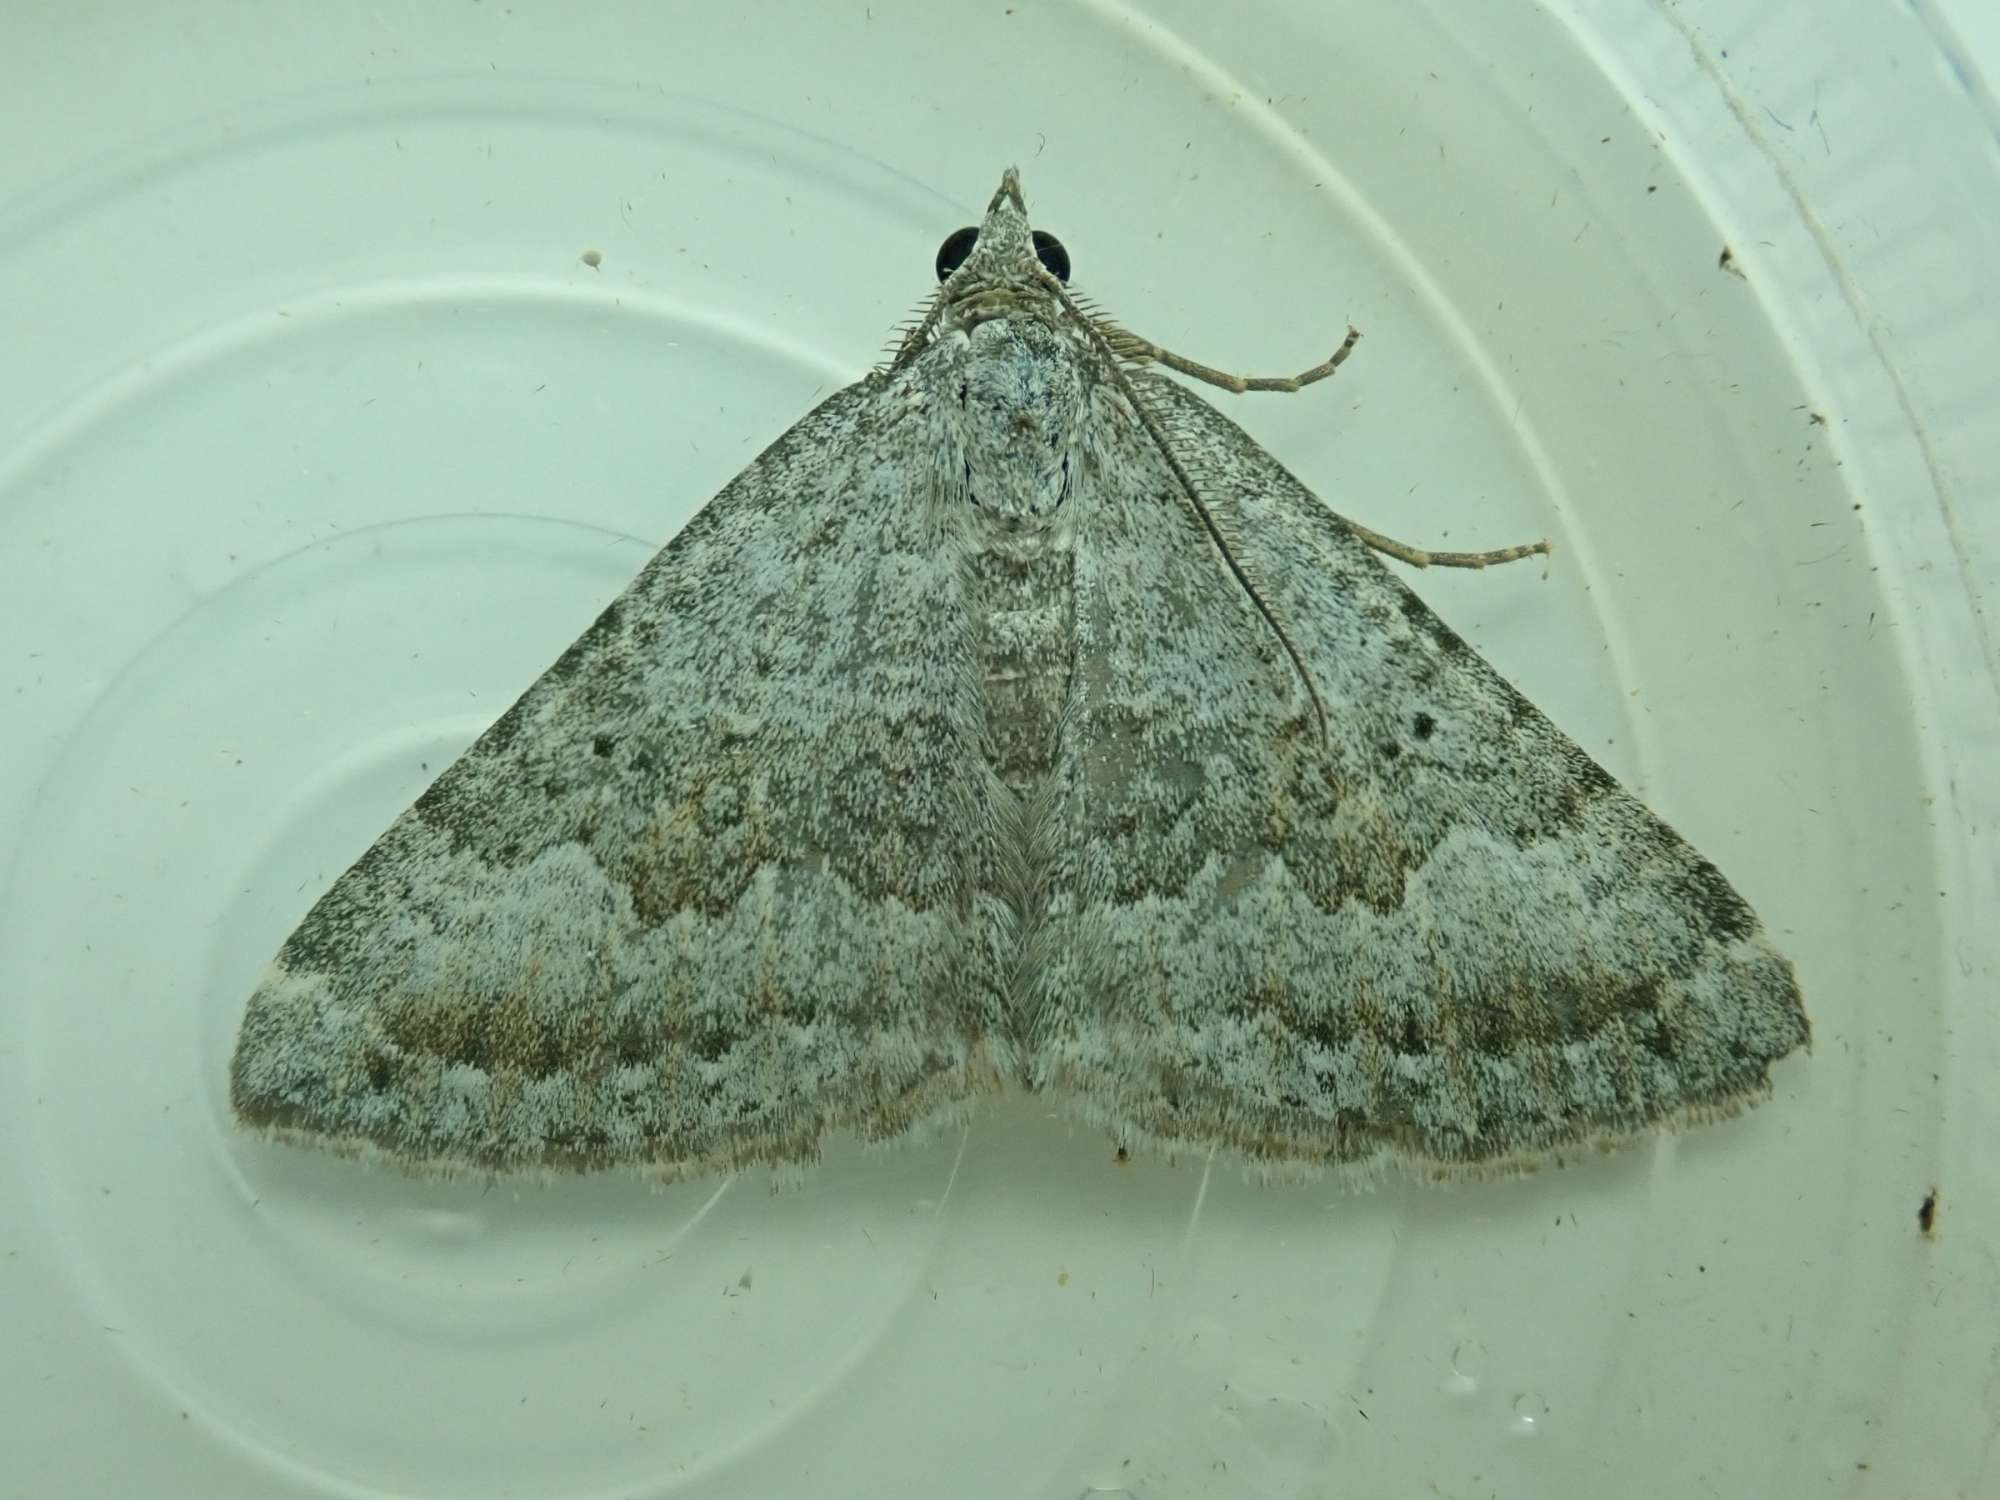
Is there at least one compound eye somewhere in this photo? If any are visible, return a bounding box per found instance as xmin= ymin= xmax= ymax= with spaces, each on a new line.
xmin=934 ymin=226 xmax=979 ymax=282
xmin=1032 ymin=230 xmax=1071 ymax=283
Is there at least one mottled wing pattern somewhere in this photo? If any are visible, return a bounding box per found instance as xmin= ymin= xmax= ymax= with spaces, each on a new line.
xmin=1030 ymin=371 xmax=1809 ymax=1177
xmin=231 ymin=378 xmax=1008 ymax=1178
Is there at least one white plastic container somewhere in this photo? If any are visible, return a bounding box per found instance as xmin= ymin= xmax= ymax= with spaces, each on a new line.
xmin=2 ymin=4 xmax=1991 ymax=1495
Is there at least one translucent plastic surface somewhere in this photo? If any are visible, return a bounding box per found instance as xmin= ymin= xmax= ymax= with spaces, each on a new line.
xmin=2 ymin=4 xmax=1990 ymax=1497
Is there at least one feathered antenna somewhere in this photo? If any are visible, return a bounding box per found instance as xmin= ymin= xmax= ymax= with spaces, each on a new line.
xmin=1049 ymin=272 xmax=1338 ymax=745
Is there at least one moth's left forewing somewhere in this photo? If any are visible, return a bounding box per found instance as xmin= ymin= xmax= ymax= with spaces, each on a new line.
xmin=1025 ymin=369 xmax=1327 ymax=1118
xmin=1032 ymin=370 xmax=1808 ymax=1180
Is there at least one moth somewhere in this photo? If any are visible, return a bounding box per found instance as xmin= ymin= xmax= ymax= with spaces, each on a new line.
xmin=230 ymin=169 xmax=1808 ymax=1183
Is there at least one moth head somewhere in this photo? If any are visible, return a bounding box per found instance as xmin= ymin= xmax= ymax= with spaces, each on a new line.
xmin=880 ymin=169 xmax=1076 ymax=372
xmin=933 ymin=167 xmax=1072 ymax=301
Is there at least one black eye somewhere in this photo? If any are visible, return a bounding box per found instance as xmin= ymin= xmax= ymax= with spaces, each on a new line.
xmin=1032 ymin=230 xmax=1070 ymax=282
xmin=935 ymin=226 xmax=979 ymax=282
xmin=934 ymin=225 xmax=1072 ymax=283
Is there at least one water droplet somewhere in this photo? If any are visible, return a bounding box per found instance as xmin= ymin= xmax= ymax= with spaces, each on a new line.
xmin=1510 ymin=1391 xmax=1549 ymax=1436
xmin=1446 ymin=1338 xmax=1484 ymax=1396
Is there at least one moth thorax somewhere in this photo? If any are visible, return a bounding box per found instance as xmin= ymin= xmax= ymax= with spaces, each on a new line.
xmin=953 ymin=316 xmax=1088 ymax=532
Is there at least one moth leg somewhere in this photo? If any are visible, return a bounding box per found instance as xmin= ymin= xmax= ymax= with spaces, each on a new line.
xmin=1342 ymin=519 xmax=1552 ymax=571
xmin=1107 ymin=315 xmax=1548 ymax=569
xmin=1118 ymin=324 xmax=1362 ymax=393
